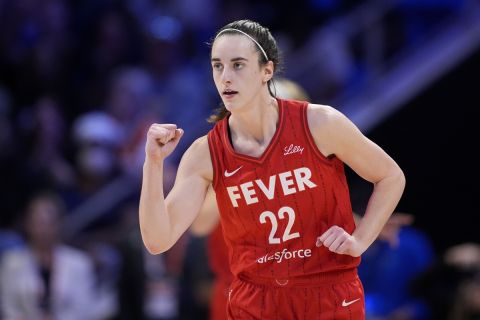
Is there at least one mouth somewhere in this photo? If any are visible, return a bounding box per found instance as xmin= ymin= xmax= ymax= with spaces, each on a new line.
xmin=222 ymin=89 xmax=238 ymax=98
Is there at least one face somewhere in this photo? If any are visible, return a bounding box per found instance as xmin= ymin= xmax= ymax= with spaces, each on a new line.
xmin=25 ymin=197 xmax=61 ymax=247
xmin=211 ymin=34 xmax=273 ymax=111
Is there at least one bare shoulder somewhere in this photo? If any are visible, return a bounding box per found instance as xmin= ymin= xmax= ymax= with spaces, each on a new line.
xmin=306 ymin=103 xmax=347 ymax=130
xmin=306 ymin=104 xmax=352 ymax=157
xmin=187 ymin=134 xmax=210 ymax=155
xmin=179 ymin=135 xmax=213 ymax=182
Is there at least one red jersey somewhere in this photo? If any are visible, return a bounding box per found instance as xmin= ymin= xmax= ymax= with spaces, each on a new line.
xmin=207 ymin=98 xmax=360 ymax=280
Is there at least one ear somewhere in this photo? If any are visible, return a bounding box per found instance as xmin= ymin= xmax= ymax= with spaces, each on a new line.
xmin=262 ymin=61 xmax=274 ymax=83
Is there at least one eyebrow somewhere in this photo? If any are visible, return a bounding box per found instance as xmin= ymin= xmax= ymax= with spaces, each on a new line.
xmin=211 ymin=57 xmax=249 ymax=62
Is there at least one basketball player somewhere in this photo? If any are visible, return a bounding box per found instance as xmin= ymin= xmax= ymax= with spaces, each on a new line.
xmin=192 ymin=78 xmax=411 ymax=320
xmin=139 ymin=20 xmax=405 ymax=319
xmin=190 ymin=77 xmax=311 ymax=320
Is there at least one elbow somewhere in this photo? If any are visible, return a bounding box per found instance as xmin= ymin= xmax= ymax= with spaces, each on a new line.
xmin=141 ymin=231 xmax=172 ymax=255
xmin=396 ymin=167 xmax=406 ymax=190
xmin=144 ymin=241 xmax=163 ymax=255
xmin=145 ymin=246 xmax=164 ymax=255
xmin=144 ymin=241 xmax=170 ymax=255
xmin=375 ymin=165 xmax=406 ymax=191
xmin=387 ymin=166 xmax=406 ymax=196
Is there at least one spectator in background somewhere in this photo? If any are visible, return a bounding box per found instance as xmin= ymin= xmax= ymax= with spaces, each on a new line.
xmin=358 ymin=212 xmax=435 ymax=320
xmin=0 ymin=191 xmax=101 ymax=320
xmin=114 ymin=201 xmax=186 ymax=320
xmin=66 ymin=111 xmax=124 ymax=211
xmin=413 ymin=242 xmax=480 ymax=320
xmin=20 ymin=95 xmax=76 ymax=194
xmin=1 ymin=94 xmax=74 ymax=262
xmin=102 ymin=66 xmax=167 ymax=177
xmin=444 ymin=243 xmax=480 ymax=320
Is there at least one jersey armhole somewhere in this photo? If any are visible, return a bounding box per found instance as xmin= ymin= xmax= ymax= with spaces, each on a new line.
xmin=301 ymin=102 xmax=336 ymax=166
xmin=207 ymin=132 xmax=219 ymax=190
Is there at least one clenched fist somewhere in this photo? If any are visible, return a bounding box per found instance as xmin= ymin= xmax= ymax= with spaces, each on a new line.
xmin=145 ymin=124 xmax=184 ymax=161
xmin=316 ymin=225 xmax=365 ymax=257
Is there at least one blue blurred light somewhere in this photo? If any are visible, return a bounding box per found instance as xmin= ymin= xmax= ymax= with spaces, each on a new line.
xmin=150 ymin=16 xmax=182 ymax=42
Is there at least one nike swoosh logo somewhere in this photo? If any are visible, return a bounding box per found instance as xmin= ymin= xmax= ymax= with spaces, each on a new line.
xmin=224 ymin=166 xmax=243 ymax=177
xmin=342 ymin=298 xmax=360 ymax=307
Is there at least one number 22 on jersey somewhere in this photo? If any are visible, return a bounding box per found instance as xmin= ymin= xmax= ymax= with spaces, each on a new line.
xmin=259 ymin=206 xmax=300 ymax=244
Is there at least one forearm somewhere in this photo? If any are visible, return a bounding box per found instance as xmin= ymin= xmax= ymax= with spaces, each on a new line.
xmin=139 ymin=158 xmax=172 ymax=254
xmin=353 ymin=170 xmax=405 ymax=252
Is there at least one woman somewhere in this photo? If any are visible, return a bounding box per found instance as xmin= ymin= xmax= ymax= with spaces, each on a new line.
xmin=0 ymin=191 xmax=98 ymax=319
xmin=139 ymin=19 xmax=405 ymax=319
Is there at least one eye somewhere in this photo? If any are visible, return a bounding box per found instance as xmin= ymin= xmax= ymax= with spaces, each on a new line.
xmin=233 ymin=62 xmax=244 ymax=69
xmin=212 ymin=63 xmax=223 ymax=71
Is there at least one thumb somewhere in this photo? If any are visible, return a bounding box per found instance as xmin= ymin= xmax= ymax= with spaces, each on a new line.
xmin=316 ymin=237 xmax=323 ymax=248
xmin=172 ymin=128 xmax=184 ymax=142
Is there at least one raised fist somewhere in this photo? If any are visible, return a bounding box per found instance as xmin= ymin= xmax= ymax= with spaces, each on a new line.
xmin=145 ymin=123 xmax=184 ymax=161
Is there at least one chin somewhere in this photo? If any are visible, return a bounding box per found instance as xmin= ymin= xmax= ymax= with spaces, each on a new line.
xmin=223 ymin=98 xmax=247 ymax=112
xmin=222 ymin=100 xmax=236 ymax=112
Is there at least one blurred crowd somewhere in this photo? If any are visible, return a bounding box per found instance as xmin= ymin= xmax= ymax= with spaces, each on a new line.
xmin=0 ymin=0 xmax=478 ymax=319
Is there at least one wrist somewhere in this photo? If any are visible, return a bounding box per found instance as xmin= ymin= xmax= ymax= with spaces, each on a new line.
xmin=144 ymin=156 xmax=164 ymax=169
xmin=351 ymin=232 xmax=372 ymax=255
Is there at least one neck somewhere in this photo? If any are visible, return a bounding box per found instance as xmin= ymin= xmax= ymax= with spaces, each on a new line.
xmin=32 ymin=244 xmax=55 ymax=268
xmin=229 ymin=95 xmax=279 ymax=146
xmin=31 ymin=241 xmax=56 ymax=254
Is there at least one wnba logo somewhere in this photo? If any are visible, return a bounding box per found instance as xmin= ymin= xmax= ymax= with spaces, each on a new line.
xmin=257 ymin=248 xmax=312 ymax=264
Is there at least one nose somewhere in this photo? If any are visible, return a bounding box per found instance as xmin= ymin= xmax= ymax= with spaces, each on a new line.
xmin=221 ymin=66 xmax=232 ymax=84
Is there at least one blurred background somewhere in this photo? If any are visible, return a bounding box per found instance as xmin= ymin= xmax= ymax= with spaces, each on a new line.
xmin=0 ymin=0 xmax=479 ymax=319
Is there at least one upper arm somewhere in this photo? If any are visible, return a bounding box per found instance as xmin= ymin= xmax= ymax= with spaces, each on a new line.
xmin=307 ymin=104 xmax=403 ymax=184
xmin=165 ymin=136 xmax=214 ymax=240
